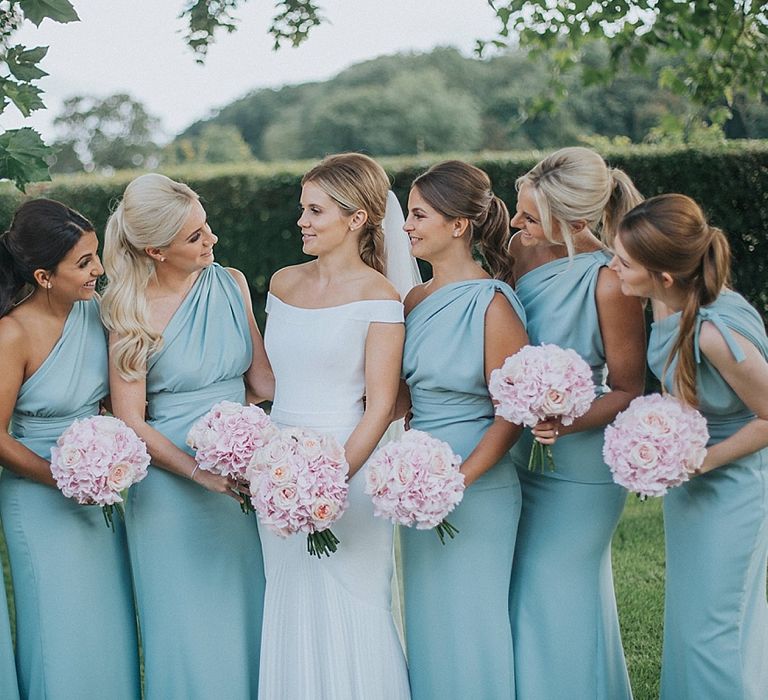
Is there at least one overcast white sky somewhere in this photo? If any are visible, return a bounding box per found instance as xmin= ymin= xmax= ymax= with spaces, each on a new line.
xmin=0 ymin=0 xmax=502 ymax=143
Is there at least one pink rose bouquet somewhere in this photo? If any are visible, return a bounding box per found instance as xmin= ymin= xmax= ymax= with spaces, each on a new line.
xmin=364 ymin=429 xmax=465 ymax=544
xmin=186 ymin=400 xmax=279 ymax=513
xmin=603 ymin=393 xmax=709 ymax=497
xmin=247 ymin=426 xmax=349 ymax=557
xmin=50 ymin=415 xmax=150 ymax=530
xmin=489 ymin=343 xmax=595 ymax=471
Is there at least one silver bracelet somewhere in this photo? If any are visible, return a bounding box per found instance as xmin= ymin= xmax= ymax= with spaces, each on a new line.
xmin=190 ymin=464 xmax=200 ymax=480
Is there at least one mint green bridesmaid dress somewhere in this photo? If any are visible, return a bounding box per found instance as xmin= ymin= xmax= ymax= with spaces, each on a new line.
xmin=0 ymin=554 xmax=19 ymax=700
xmin=648 ymin=289 xmax=768 ymax=700
xmin=125 ymin=263 xmax=264 ymax=700
xmin=401 ymin=279 xmax=526 ymax=700
xmin=0 ymin=298 xmax=140 ymax=700
xmin=508 ymin=251 xmax=633 ymax=700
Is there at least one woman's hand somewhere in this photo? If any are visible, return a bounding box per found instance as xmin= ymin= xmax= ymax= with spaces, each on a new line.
xmin=191 ymin=468 xmax=247 ymax=502
xmin=531 ymin=417 xmax=563 ymax=445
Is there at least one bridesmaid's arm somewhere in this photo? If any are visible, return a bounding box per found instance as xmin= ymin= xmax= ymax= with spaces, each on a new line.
xmin=533 ymin=266 xmax=646 ymax=444
xmin=694 ymin=323 xmax=768 ymax=474
xmin=393 ymin=380 xmax=411 ymax=422
xmin=108 ymin=333 xmax=242 ymax=500
xmin=460 ymin=293 xmax=528 ymax=487
xmin=227 ymin=267 xmax=275 ymax=403
xmin=0 ymin=320 xmax=56 ymax=486
xmin=394 ymin=285 xmax=430 ymax=426
xmin=344 ymin=321 xmax=405 ymax=478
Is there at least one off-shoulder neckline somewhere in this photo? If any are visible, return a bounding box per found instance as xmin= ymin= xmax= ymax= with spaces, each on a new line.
xmin=267 ymin=291 xmax=402 ymax=311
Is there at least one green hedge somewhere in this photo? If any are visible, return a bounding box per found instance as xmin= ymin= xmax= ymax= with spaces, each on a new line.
xmin=1 ymin=143 xmax=767 ymax=324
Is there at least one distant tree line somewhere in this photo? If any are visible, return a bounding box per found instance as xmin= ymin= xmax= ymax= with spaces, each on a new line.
xmin=3 ymin=1 xmax=765 ymax=188
xmin=178 ymin=45 xmax=768 ymax=161
xmin=47 ymin=45 xmax=768 ymax=174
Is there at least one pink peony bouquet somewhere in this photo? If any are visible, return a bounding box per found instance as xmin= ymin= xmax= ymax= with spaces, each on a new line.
xmin=186 ymin=400 xmax=279 ymax=513
xmin=489 ymin=343 xmax=595 ymax=471
xmin=50 ymin=415 xmax=150 ymax=530
xmin=603 ymin=393 xmax=709 ymax=497
xmin=364 ymin=430 xmax=465 ymax=544
xmin=247 ymin=426 xmax=349 ymax=557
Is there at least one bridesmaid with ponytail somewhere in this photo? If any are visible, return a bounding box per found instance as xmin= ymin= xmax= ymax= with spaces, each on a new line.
xmin=611 ymin=194 xmax=768 ymax=699
xmin=507 ymin=147 xmax=645 ymax=699
xmin=400 ymin=160 xmax=528 ymax=699
xmin=100 ymin=174 xmax=273 ymax=700
xmin=0 ymin=200 xmax=139 ymax=699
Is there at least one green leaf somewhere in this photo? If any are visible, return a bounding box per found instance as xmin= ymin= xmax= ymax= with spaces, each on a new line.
xmin=2 ymin=81 xmax=44 ymax=116
xmin=4 ymin=45 xmax=49 ymax=82
xmin=18 ymin=0 xmax=79 ymax=27
xmin=0 ymin=127 xmax=52 ymax=191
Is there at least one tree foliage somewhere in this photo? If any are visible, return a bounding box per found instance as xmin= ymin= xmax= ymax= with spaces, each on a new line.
xmin=162 ymin=123 xmax=254 ymax=165
xmin=181 ymin=0 xmax=768 ymax=117
xmin=49 ymin=93 xmax=161 ymax=173
xmin=1 ymin=0 xmax=767 ymax=189
xmin=260 ymin=68 xmax=483 ymax=159
xmin=0 ymin=0 xmax=78 ymax=189
xmin=0 ymin=0 xmax=324 ymax=189
xmin=178 ymin=45 xmax=768 ymax=161
xmin=482 ymin=1 xmax=768 ymax=120
xmin=179 ymin=0 xmax=323 ymax=59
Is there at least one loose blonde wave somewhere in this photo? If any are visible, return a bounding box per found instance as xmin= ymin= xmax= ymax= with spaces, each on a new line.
xmin=301 ymin=153 xmax=389 ymax=274
xmin=516 ymin=146 xmax=642 ymax=254
xmin=100 ymin=173 xmax=199 ymax=381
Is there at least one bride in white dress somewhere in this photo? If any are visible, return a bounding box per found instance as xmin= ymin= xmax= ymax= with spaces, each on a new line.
xmin=258 ymin=153 xmax=414 ymax=699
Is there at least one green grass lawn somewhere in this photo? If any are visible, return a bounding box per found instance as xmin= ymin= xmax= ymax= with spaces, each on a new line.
xmin=613 ymin=495 xmax=665 ymax=699
xmin=1 ymin=493 xmax=667 ymax=698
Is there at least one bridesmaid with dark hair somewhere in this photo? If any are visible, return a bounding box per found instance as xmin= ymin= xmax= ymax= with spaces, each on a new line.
xmin=400 ymin=160 xmax=528 ymax=699
xmin=0 ymin=200 xmax=140 ymax=700
xmin=611 ymin=194 xmax=768 ymax=700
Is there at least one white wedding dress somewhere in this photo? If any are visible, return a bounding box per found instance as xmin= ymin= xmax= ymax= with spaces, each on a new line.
xmin=258 ymin=292 xmax=411 ymax=700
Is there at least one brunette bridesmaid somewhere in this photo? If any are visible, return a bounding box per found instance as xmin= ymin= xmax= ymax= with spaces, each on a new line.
xmin=0 ymin=200 xmax=140 ymax=700
xmin=400 ymin=161 xmax=528 ymax=699
xmin=611 ymin=194 xmax=768 ymax=699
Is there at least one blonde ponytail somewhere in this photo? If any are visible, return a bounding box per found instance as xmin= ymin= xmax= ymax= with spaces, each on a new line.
xmin=100 ymin=174 xmax=199 ymax=380
xmin=358 ymin=220 xmax=386 ymax=275
xmin=601 ymin=168 xmax=643 ymax=247
xmin=516 ymin=147 xmax=643 ymax=253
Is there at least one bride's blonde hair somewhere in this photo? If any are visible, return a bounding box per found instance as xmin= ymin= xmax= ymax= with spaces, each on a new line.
xmin=100 ymin=173 xmax=199 ymax=381
xmin=301 ymin=153 xmax=389 ymax=273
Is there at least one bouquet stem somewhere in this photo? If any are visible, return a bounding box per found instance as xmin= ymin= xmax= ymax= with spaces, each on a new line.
xmin=101 ymin=502 xmax=125 ymax=532
xmin=307 ymin=528 xmax=340 ymax=558
xmin=435 ymin=518 xmax=459 ymax=545
xmin=528 ymin=441 xmax=556 ymax=472
xmin=232 ymin=486 xmax=254 ymax=515
xmin=239 ymin=499 xmax=254 ymax=515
